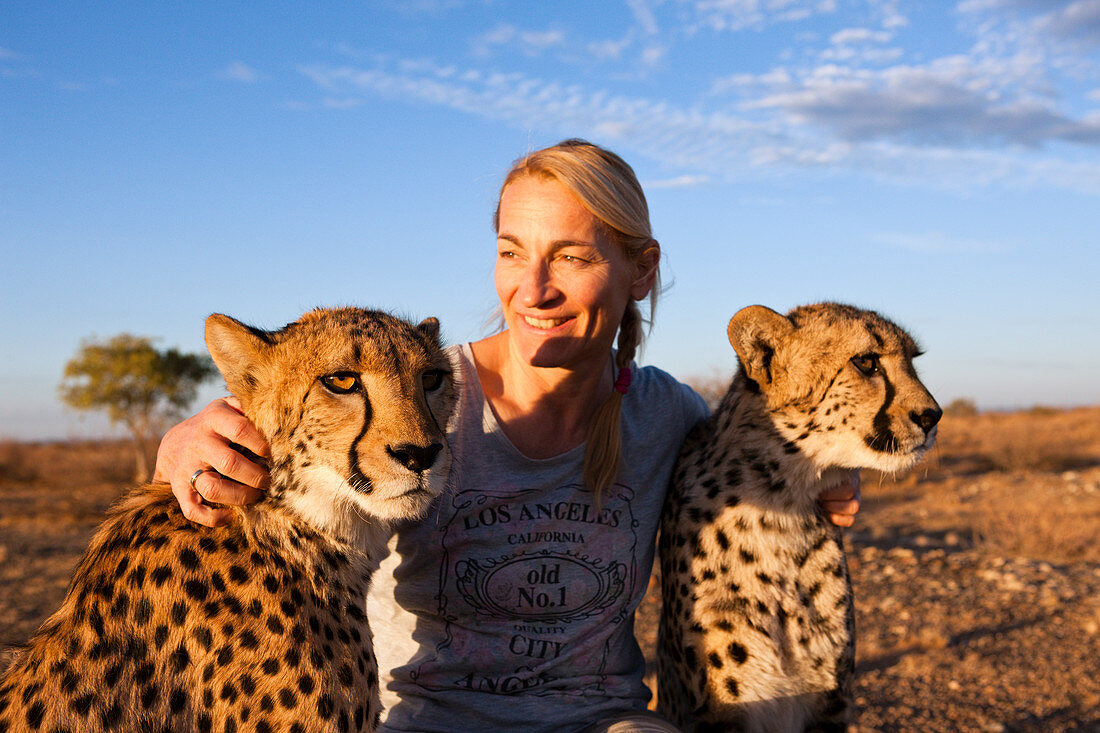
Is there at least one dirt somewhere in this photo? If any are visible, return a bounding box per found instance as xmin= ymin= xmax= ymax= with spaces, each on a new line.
xmin=2 ymin=409 xmax=1100 ymax=731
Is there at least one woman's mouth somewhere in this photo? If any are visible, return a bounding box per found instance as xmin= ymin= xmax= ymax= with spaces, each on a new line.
xmin=523 ymin=315 xmax=569 ymax=329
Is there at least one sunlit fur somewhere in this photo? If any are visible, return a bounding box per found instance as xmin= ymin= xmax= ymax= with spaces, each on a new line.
xmin=206 ymin=307 xmax=458 ymax=558
xmin=0 ymin=307 xmax=457 ymax=733
xmin=658 ymin=303 xmax=940 ymax=733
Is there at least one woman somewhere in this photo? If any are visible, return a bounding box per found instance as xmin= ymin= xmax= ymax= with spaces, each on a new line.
xmin=156 ymin=140 xmax=859 ymax=732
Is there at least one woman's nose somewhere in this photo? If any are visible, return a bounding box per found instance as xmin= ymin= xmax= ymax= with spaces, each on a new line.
xmin=519 ymin=260 xmax=560 ymax=307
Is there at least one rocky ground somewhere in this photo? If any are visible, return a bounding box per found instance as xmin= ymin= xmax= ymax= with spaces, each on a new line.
xmin=636 ymin=407 xmax=1100 ymax=732
xmin=3 ymin=408 xmax=1100 ymax=731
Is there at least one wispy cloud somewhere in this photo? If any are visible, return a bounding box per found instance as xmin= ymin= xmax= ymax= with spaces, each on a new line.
xmin=297 ymin=60 xmax=774 ymax=168
xmin=295 ymin=57 xmax=1100 ymax=193
xmin=644 ymin=174 xmax=712 ymax=188
xmin=743 ymin=61 xmax=1100 ymax=147
xmin=628 ymin=0 xmax=660 ymax=35
xmin=683 ymin=0 xmax=839 ymax=33
xmin=218 ymin=61 xmax=264 ymax=83
xmin=964 ymin=0 xmax=1100 ymax=49
xmin=819 ymin=26 xmax=902 ymax=63
xmin=288 ymin=0 xmax=1100 ymax=195
xmin=471 ymin=23 xmax=566 ymax=58
xmin=872 ymin=230 xmax=1008 ymax=253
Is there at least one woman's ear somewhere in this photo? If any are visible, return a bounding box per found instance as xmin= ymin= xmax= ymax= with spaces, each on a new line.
xmin=631 ymin=239 xmax=661 ymax=300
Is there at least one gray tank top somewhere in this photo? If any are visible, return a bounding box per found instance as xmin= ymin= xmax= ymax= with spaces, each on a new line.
xmin=368 ymin=344 xmax=707 ymax=732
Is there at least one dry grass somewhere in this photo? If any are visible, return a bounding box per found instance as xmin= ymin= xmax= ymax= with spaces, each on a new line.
xmin=3 ymin=409 xmax=1099 ymax=729
xmin=866 ymin=406 xmax=1100 ymax=563
xmin=969 ymin=480 xmax=1100 ymax=561
xmin=928 ymin=407 xmax=1100 ymax=474
xmin=0 ymin=440 xmax=36 ymax=483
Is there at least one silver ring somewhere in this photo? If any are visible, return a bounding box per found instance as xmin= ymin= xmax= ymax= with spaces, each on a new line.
xmin=189 ymin=467 xmax=220 ymax=500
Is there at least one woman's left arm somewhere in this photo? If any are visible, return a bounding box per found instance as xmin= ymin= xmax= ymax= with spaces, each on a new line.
xmin=819 ymin=472 xmax=861 ymax=527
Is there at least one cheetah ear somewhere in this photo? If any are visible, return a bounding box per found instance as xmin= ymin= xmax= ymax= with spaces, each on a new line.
xmin=205 ymin=314 xmax=273 ymax=401
xmin=727 ymin=305 xmax=794 ymax=387
xmin=416 ymin=317 xmax=441 ymax=343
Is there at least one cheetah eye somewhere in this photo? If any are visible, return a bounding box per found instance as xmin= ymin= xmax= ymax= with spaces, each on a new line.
xmin=850 ymin=354 xmax=880 ymax=377
xmin=321 ymin=372 xmax=362 ymax=394
xmin=421 ymin=369 xmax=447 ymax=392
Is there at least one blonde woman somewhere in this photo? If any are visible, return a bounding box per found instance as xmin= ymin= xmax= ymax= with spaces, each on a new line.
xmin=156 ymin=140 xmax=859 ymax=732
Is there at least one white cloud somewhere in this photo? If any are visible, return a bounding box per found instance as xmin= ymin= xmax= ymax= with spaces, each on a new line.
xmin=297 ymin=60 xmax=773 ymax=173
xmin=872 ymin=230 xmax=1007 ymax=253
xmin=471 ymin=23 xmax=565 ymax=57
xmin=628 ymin=0 xmax=660 ymax=35
xmin=820 ymin=26 xmax=902 ymax=63
xmin=294 ymin=34 xmax=1100 ymax=195
xmin=523 ymin=29 xmax=566 ymax=50
xmin=684 ymin=0 xmax=838 ymax=32
xmin=711 ymin=68 xmax=793 ymax=95
xmin=323 ymin=97 xmax=365 ymax=109
xmin=643 ymin=174 xmax=712 ymax=188
xmin=740 ymin=57 xmax=1100 ymax=148
xmin=218 ymin=61 xmax=263 ymax=83
xmin=588 ymin=38 xmax=632 ymax=60
xmin=1038 ymin=0 xmax=1100 ymax=48
xmin=640 ymin=45 xmax=667 ymax=66
xmin=830 ymin=28 xmax=892 ymax=45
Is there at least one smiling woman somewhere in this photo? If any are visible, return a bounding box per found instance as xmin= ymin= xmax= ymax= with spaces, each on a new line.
xmin=153 ymin=139 xmax=860 ymax=733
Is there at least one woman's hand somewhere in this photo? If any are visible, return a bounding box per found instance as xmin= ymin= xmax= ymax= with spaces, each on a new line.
xmin=153 ymin=397 xmax=271 ymax=527
xmin=819 ymin=472 xmax=861 ymax=527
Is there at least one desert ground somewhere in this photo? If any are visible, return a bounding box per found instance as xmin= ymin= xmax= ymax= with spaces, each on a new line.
xmin=2 ymin=406 xmax=1099 ymax=731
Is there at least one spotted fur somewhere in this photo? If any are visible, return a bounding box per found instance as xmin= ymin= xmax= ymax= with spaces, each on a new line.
xmin=0 ymin=307 xmax=457 ymax=733
xmin=657 ymin=303 xmax=940 ymax=732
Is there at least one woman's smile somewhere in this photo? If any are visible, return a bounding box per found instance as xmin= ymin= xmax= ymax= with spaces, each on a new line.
xmin=521 ymin=315 xmax=571 ymax=330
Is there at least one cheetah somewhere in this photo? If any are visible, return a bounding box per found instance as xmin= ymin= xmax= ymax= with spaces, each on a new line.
xmin=0 ymin=307 xmax=457 ymax=733
xmin=657 ymin=303 xmax=940 ymax=732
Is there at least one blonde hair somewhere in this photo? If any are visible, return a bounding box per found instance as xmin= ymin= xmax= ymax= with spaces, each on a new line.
xmin=495 ymin=139 xmax=661 ymax=502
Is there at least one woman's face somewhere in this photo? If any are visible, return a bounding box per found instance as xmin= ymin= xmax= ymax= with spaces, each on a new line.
xmin=495 ymin=175 xmax=651 ymax=371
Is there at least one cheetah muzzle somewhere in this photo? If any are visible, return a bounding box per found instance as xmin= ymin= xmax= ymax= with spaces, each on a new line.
xmin=657 ymin=303 xmax=940 ymax=733
xmin=0 ymin=307 xmax=457 ymax=733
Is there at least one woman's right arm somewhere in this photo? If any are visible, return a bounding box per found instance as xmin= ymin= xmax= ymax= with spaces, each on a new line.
xmin=154 ymin=397 xmax=271 ymax=527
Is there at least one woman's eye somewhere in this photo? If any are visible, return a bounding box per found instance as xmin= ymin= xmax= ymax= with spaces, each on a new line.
xmin=321 ymin=372 xmax=361 ymax=394
xmin=421 ymin=369 xmax=447 ymax=392
xmin=850 ymin=355 xmax=879 ymax=376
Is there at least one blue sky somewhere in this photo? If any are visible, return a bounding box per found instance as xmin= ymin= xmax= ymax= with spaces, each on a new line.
xmin=2 ymin=0 xmax=1099 ymax=441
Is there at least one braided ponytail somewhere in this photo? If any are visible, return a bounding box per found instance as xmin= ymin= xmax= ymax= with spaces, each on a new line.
xmin=582 ymin=300 xmax=645 ymax=504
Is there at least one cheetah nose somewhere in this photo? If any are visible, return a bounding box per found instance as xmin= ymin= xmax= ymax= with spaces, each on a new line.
xmin=387 ymin=442 xmax=443 ymax=473
xmin=910 ymin=407 xmax=942 ymax=435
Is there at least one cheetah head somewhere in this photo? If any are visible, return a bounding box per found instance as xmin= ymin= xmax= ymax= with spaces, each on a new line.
xmin=727 ymin=302 xmax=940 ymax=475
xmin=205 ymin=307 xmax=457 ymax=539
